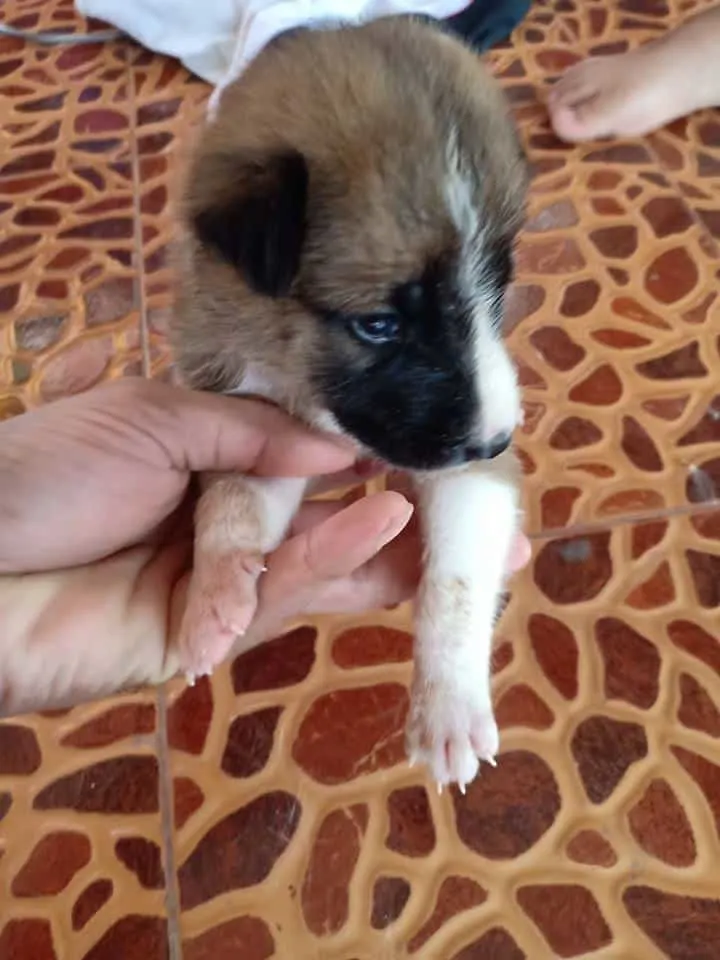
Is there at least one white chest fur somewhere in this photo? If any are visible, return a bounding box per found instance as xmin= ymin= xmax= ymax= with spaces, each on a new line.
xmin=228 ymin=363 xmax=284 ymax=404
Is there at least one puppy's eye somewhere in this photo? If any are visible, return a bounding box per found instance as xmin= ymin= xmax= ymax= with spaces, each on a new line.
xmin=349 ymin=311 xmax=401 ymax=346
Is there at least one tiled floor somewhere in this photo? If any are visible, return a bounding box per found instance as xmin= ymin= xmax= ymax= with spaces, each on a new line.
xmin=1 ymin=0 xmax=719 ymax=957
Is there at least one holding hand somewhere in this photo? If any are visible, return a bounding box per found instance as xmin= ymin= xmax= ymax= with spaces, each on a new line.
xmin=0 ymin=379 xmax=530 ymax=716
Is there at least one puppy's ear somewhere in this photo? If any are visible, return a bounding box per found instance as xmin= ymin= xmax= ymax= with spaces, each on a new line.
xmin=192 ymin=150 xmax=309 ymax=298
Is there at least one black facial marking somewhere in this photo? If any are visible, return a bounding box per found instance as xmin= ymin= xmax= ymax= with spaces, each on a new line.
xmin=393 ymin=279 xmax=425 ymax=315
xmin=193 ymin=150 xmax=308 ymax=298
xmin=313 ymin=257 xmax=481 ymax=470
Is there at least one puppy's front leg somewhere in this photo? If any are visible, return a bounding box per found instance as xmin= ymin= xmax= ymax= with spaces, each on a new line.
xmin=178 ymin=474 xmax=308 ymax=679
xmin=406 ymin=454 xmax=521 ymax=791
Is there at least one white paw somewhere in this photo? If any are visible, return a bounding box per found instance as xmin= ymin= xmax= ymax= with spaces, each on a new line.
xmin=178 ymin=548 xmax=265 ymax=678
xmin=405 ymin=677 xmax=499 ymax=792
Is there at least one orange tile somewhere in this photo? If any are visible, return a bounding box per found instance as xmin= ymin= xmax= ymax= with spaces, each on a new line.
xmin=0 ymin=0 xmax=133 ymax=171
xmin=0 ymin=159 xmax=143 ymax=416
xmin=130 ymin=51 xmax=210 ymax=159
xmin=1 ymin=0 xmax=720 ymax=957
xmin=0 ymin=695 xmax=168 ymax=957
xmin=167 ymin=511 xmax=719 ymax=958
xmin=509 ymin=104 xmax=720 ymax=529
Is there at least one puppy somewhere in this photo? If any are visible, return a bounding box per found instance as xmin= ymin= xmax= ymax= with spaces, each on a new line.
xmin=170 ymin=16 xmax=528 ymax=790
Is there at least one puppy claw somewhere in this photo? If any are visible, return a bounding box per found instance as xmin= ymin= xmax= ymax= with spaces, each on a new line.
xmin=185 ymin=672 xmax=196 ymax=687
xmin=406 ymin=677 xmax=498 ymax=791
xmin=241 ymin=553 xmax=267 ymax=578
xmin=458 ymin=782 xmax=466 ymax=796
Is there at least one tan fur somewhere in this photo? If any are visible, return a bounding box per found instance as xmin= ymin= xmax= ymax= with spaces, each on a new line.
xmin=171 ymin=17 xmax=526 ymax=419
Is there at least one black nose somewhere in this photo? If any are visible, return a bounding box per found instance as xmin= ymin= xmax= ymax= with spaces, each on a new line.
xmin=464 ymin=432 xmax=512 ymax=462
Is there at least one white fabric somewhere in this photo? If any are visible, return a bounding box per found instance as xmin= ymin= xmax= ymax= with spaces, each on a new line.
xmin=77 ymin=0 xmax=468 ymax=114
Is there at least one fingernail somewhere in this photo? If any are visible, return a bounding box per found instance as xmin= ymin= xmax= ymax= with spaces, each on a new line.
xmin=377 ymin=502 xmax=414 ymax=546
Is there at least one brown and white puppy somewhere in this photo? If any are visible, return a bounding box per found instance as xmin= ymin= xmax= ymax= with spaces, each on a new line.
xmin=170 ymin=16 xmax=528 ymax=791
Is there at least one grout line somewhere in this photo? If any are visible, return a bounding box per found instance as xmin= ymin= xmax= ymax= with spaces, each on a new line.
xmin=126 ymin=48 xmax=152 ymax=378
xmin=157 ymin=685 xmax=184 ymax=960
xmin=643 ymin=132 xmax=720 ymax=260
xmin=526 ymin=497 xmax=720 ymax=543
xmin=125 ymin=45 xmax=183 ymax=958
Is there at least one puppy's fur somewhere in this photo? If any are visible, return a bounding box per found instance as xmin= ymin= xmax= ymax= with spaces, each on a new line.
xmin=171 ymin=16 xmax=528 ymax=789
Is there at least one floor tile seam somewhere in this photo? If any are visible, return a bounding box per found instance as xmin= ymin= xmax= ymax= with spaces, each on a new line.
xmin=123 ymin=49 xmax=153 ymax=378
xmin=124 ymin=42 xmax=183 ymax=957
xmin=525 ymin=497 xmax=720 ymax=542
xmin=156 ymin=685 xmax=184 ymax=960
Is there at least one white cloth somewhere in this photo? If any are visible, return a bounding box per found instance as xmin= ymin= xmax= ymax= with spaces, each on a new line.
xmin=77 ymin=0 xmax=468 ymax=114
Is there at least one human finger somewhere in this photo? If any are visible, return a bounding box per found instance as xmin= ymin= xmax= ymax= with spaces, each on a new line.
xmin=71 ymin=378 xmax=359 ymax=478
xmin=253 ymin=492 xmax=413 ymax=624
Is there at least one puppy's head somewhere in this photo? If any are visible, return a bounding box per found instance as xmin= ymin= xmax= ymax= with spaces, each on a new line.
xmin=174 ymin=17 xmax=528 ymax=471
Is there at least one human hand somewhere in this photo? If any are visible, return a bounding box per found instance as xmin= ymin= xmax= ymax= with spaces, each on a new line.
xmin=0 ymin=377 xmax=531 ymax=715
xmin=0 ymin=485 xmax=421 ymax=715
xmin=0 ymin=377 xmax=363 ymax=573
xmin=0 ymin=485 xmax=530 ymax=716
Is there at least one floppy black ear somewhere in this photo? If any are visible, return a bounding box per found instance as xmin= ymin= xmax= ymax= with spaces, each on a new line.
xmin=192 ymin=150 xmax=309 ymax=298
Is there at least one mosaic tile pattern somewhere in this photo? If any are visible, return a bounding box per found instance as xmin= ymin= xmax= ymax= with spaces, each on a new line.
xmin=1 ymin=0 xmax=719 ymax=957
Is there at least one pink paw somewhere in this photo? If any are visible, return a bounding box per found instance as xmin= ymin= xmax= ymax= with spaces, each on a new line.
xmin=178 ymin=549 xmax=265 ymax=679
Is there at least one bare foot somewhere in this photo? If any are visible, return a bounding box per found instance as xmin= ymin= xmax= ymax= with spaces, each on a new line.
xmin=548 ymin=4 xmax=720 ymax=142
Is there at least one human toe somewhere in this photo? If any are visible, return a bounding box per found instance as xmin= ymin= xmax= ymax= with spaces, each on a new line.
xmin=549 ymin=61 xmax=603 ymax=106
xmin=549 ymin=100 xmax=599 ymax=142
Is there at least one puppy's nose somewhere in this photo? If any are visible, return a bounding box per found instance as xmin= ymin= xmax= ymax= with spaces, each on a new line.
xmin=464 ymin=431 xmax=512 ymax=461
